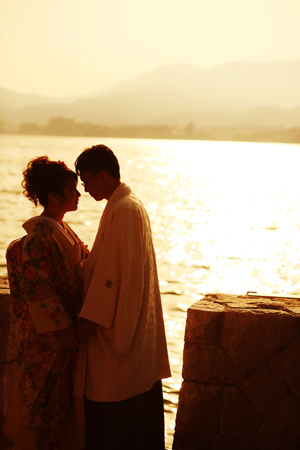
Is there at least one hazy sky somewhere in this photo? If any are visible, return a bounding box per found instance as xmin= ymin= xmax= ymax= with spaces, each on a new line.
xmin=1 ymin=0 xmax=300 ymax=97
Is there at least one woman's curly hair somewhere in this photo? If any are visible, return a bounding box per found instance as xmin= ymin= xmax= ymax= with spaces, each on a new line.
xmin=22 ymin=155 xmax=77 ymax=207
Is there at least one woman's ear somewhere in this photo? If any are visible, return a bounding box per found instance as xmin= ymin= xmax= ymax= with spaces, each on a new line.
xmin=48 ymin=192 xmax=63 ymax=205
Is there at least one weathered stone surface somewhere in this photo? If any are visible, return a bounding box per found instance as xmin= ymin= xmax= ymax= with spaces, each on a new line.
xmin=0 ymin=279 xmax=10 ymax=320
xmin=240 ymin=365 xmax=286 ymax=419
xmin=184 ymin=304 xmax=224 ymax=345
xmin=173 ymin=432 xmax=256 ymax=450
xmin=269 ymin=335 xmax=300 ymax=400
xmin=0 ymin=322 xmax=9 ymax=364
xmin=172 ymin=431 xmax=206 ymax=450
xmin=253 ymin=394 xmax=300 ymax=450
xmin=0 ymin=276 xmax=9 ymax=287
xmin=0 ymin=276 xmax=15 ymax=450
xmin=220 ymin=309 xmax=298 ymax=374
xmin=175 ymin=382 xmax=222 ymax=435
xmin=173 ymin=293 xmax=300 ymax=450
xmin=206 ymin=293 xmax=300 ymax=316
xmin=208 ymin=437 xmax=255 ymax=450
xmin=220 ymin=387 xmax=261 ymax=440
xmin=182 ymin=342 xmax=240 ymax=384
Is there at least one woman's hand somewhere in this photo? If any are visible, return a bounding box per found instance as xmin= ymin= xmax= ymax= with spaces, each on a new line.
xmin=76 ymin=261 xmax=84 ymax=281
xmin=56 ymin=324 xmax=78 ymax=350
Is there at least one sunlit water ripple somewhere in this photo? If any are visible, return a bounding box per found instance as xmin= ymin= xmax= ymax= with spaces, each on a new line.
xmin=1 ymin=135 xmax=300 ymax=448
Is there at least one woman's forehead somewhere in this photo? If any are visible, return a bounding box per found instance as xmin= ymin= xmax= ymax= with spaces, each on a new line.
xmin=65 ymin=178 xmax=77 ymax=187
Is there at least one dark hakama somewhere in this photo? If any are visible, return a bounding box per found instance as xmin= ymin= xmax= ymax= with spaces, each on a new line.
xmin=84 ymin=381 xmax=165 ymax=450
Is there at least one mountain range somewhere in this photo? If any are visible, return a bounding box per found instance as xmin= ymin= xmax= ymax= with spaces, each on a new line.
xmin=1 ymin=60 xmax=300 ymax=129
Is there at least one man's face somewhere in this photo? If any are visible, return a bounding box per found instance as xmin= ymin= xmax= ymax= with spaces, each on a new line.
xmin=80 ymin=171 xmax=106 ymax=201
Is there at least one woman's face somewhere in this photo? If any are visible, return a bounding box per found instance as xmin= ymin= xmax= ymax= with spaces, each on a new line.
xmin=60 ymin=178 xmax=81 ymax=212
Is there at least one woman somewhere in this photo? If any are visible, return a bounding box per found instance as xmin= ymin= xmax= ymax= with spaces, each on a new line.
xmin=4 ymin=156 xmax=87 ymax=450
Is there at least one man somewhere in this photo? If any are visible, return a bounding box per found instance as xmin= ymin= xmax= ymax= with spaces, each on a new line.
xmin=74 ymin=144 xmax=171 ymax=450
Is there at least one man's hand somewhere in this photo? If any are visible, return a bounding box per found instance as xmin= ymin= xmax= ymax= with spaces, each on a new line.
xmin=56 ymin=324 xmax=78 ymax=350
xmin=75 ymin=319 xmax=97 ymax=343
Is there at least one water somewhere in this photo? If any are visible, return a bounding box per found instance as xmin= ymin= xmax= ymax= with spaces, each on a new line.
xmin=1 ymin=134 xmax=300 ymax=448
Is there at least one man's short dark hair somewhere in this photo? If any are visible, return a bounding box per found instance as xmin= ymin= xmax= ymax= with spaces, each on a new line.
xmin=75 ymin=144 xmax=120 ymax=179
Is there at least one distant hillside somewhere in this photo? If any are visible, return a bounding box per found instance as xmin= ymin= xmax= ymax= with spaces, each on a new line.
xmin=0 ymin=87 xmax=76 ymax=109
xmin=1 ymin=61 xmax=300 ymax=128
xmin=100 ymin=61 xmax=300 ymax=109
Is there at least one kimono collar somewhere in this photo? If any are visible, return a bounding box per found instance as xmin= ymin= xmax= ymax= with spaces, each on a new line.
xmin=100 ymin=182 xmax=132 ymax=221
xmin=88 ymin=183 xmax=132 ymax=258
xmin=23 ymin=216 xmax=76 ymax=249
xmin=23 ymin=216 xmax=63 ymax=233
xmin=107 ymin=182 xmax=132 ymax=206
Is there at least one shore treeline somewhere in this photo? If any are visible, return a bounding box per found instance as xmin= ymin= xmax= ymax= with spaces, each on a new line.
xmin=1 ymin=116 xmax=300 ymax=144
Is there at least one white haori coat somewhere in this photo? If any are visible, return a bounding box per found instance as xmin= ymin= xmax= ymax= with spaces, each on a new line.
xmin=74 ymin=183 xmax=171 ymax=402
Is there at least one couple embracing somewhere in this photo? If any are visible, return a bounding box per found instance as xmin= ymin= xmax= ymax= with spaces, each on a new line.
xmin=4 ymin=144 xmax=171 ymax=450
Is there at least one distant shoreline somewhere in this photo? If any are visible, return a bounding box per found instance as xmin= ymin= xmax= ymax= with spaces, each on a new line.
xmin=1 ymin=116 xmax=300 ymax=145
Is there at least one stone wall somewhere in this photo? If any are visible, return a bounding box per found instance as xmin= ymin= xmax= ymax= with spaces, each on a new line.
xmin=0 ymin=276 xmax=17 ymax=450
xmin=2 ymin=281 xmax=300 ymax=449
xmin=173 ymin=293 xmax=300 ymax=450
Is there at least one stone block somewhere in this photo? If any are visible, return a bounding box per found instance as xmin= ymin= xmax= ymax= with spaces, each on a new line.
xmin=173 ymin=432 xmax=256 ymax=450
xmin=173 ymin=293 xmax=300 ymax=450
xmin=240 ymin=364 xmax=286 ymax=419
xmin=269 ymin=335 xmax=300 ymax=400
xmin=221 ymin=309 xmax=299 ymax=374
xmin=175 ymin=381 xmax=222 ymax=435
xmin=220 ymin=387 xmax=261 ymax=440
xmin=184 ymin=302 xmax=225 ymax=345
xmin=0 ymin=276 xmax=15 ymax=450
xmin=0 ymin=322 xmax=9 ymax=364
xmin=172 ymin=431 xmax=206 ymax=450
xmin=182 ymin=342 xmax=240 ymax=384
xmin=253 ymin=394 xmax=300 ymax=450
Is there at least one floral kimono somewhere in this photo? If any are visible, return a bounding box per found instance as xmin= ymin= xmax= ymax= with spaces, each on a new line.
xmin=4 ymin=216 xmax=87 ymax=450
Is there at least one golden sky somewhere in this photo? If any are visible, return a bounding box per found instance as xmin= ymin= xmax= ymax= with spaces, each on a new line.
xmin=0 ymin=0 xmax=300 ymax=97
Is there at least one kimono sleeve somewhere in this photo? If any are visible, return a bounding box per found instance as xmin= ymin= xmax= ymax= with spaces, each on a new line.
xmin=79 ymin=233 xmax=120 ymax=329
xmin=12 ymin=232 xmax=73 ymax=335
xmin=80 ymin=203 xmax=145 ymax=361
